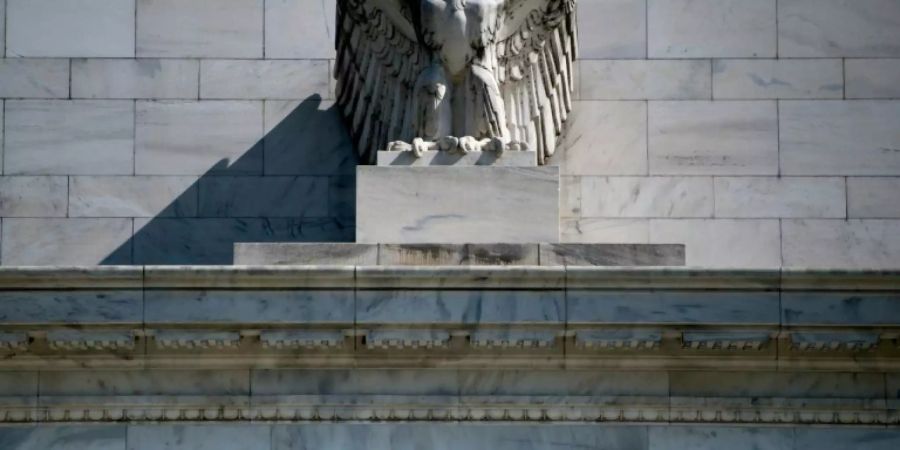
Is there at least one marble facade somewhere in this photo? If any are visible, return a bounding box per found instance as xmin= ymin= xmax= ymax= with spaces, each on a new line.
xmin=0 ymin=0 xmax=898 ymax=265
xmin=0 ymin=0 xmax=899 ymax=448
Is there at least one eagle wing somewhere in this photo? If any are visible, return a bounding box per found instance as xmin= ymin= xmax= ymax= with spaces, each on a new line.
xmin=497 ymin=0 xmax=577 ymax=164
xmin=335 ymin=0 xmax=424 ymax=163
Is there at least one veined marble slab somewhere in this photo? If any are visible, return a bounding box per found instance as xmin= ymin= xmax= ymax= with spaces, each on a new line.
xmin=781 ymin=292 xmax=900 ymax=326
xmin=377 ymin=150 xmax=537 ymax=166
xmin=145 ymin=290 xmax=354 ymax=325
xmin=540 ymin=243 xmax=684 ymax=266
xmin=265 ymin=0 xmax=336 ymax=59
xmin=567 ymin=291 xmax=780 ymax=325
xmin=238 ymin=243 xmax=492 ymax=266
xmin=0 ymin=426 xmax=125 ymax=450
xmin=271 ymin=424 xmax=649 ymax=450
xmin=357 ymin=167 xmax=559 ymax=244
xmin=793 ymin=429 xmax=900 ymax=450
xmin=253 ymin=369 xmax=460 ymax=396
xmin=235 ymin=243 xmax=378 ymax=266
xmin=457 ymin=370 xmax=668 ymax=396
xmin=356 ymin=290 xmax=563 ymax=325
xmin=0 ymin=424 xmax=899 ymax=449
xmin=128 ymin=425 xmax=270 ymax=450
xmin=0 ymin=290 xmax=142 ymax=325
xmin=136 ymin=0 xmax=263 ymax=58
xmin=669 ymin=371 xmax=885 ymax=399
xmin=39 ymin=369 xmax=249 ymax=396
xmin=649 ymin=427 xmax=792 ymax=450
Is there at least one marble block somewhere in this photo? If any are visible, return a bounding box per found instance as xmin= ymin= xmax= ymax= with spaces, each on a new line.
xmin=539 ymin=243 xmax=685 ymax=266
xmin=271 ymin=424 xmax=649 ymax=450
xmin=0 ymin=426 xmax=126 ymax=450
xmin=356 ymin=290 xmax=563 ymax=325
xmin=378 ymin=244 xmax=542 ymax=266
xmin=265 ymin=0 xmax=336 ymax=59
xmin=145 ymin=290 xmax=353 ymax=325
xmin=793 ymin=429 xmax=900 ymax=450
xmin=648 ymin=426 xmax=792 ymax=450
xmin=232 ymin=243 xmax=685 ymax=266
xmin=377 ymin=150 xmax=537 ymax=166
xmin=128 ymin=425 xmax=271 ymax=450
xmin=567 ymin=291 xmax=780 ymax=326
xmin=234 ymin=243 xmax=544 ymax=266
xmin=72 ymin=59 xmax=199 ymax=100
xmin=200 ymin=60 xmax=329 ymax=100
xmin=136 ymin=0 xmax=263 ymax=58
xmin=378 ymin=244 xmax=466 ymax=265
xmin=357 ymin=167 xmax=559 ymax=244
xmin=0 ymin=291 xmax=142 ymax=325
xmin=7 ymin=0 xmax=135 ymax=57
xmin=235 ymin=243 xmax=378 ymax=265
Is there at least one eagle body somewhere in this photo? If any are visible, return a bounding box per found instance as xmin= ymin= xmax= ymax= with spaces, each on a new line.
xmin=335 ymin=0 xmax=577 ymax=163
xmin=414 ymin=0 xmax=501 ymax=77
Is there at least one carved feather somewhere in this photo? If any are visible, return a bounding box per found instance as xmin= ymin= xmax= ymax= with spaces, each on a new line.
xmin=336 ymin=0 xmax=422 ymax=163
xmin=497 ymin=0 xmax=577 ymax=164
xmin=336 ymin=0 xmax=577 ymax=164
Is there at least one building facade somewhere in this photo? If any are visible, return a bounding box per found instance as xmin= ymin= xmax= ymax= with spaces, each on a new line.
xmin=0 ymin=1 xmax=899 ymax=449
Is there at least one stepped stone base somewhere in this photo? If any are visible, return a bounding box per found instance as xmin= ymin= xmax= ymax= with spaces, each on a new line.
xmin=233 ymin=243 xmax=685 ymax=266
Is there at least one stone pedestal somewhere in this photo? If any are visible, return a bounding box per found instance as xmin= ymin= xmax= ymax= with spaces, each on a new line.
xmin=356 ymin=166 xmax=560 ymax=244
xmin=234 ymin=148 xmax=687 ymax=266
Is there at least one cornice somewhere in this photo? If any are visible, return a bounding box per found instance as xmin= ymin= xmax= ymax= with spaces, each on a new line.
xmin=0 ymin=266 xmax=143 ymax=290
xmin=1 ymin=265 xmax=898 ymax=371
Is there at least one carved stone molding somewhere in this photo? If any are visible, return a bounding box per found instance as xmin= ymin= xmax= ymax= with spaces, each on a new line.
xmin=0 ymin=266 xmax=898 ymax=370
xmin=0 ymin=267 xmax=898 ymax=426
xmin=0 ymin=396 xmax=894 ymax=425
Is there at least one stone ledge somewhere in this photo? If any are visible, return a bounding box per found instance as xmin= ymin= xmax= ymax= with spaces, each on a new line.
xmin=0 ymin=266 xmax=144 ymax=289
xmin=234 ymin=243 xmax=686 ymax=267
xmin=1 ymin=266 xmax=899 ymax=290
xmin=142 ymin=265 xmax=355 ymax=289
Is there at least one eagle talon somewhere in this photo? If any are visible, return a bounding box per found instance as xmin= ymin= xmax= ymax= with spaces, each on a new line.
xmin=507 ymin=141 xmax=530 ymax=152
xmin=438 ymin=136 xmax=460 ymax=152
xmin=386 ymin=141 xmax=411 ymax=152
xmin=412 ymin=138 xmax=429 ymax=158
xmin=488 ymin=138 xmax=506 ymax=155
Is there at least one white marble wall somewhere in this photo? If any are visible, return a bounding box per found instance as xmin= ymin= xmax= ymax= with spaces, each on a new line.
xmin=0 ymin=424 xmax=899 ymax=450
xmin=559 ymin=0 xmax=900 ymax=268
xmin=0 ymin=0 xmax=353 ymax=265
xmin=0 ymin=0 xmax=898 ymax=268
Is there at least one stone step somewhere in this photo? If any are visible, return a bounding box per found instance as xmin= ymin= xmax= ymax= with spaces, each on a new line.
xmin=233 ymin=243 xmax=685 ymax=266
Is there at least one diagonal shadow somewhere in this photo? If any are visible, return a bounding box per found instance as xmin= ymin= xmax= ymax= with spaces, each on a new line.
xmin=101 ymin=94 xmax=358 ymax=265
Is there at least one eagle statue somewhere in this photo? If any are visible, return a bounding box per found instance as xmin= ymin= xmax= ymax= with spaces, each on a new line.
xmin=335 ymin=0 xmax=578 ymax=164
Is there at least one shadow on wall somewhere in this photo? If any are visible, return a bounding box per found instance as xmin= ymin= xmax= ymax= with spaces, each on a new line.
xmin=101 ymin=95 xmax=359 ymax=265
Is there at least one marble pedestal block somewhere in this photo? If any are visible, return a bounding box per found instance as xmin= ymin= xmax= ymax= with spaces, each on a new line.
xmin=356 ymin=166 xmax=560 ymax=244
